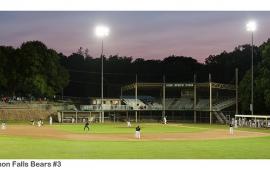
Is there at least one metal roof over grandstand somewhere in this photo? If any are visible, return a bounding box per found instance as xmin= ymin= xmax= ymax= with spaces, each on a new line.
xmin=121 ymin=82 xmax=236 ymax=91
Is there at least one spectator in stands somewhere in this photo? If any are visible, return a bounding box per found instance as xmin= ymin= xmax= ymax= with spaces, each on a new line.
xmin=135 ymin=125 xmax=141 ymax=139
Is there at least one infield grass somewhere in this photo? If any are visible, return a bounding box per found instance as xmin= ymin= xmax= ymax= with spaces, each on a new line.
xmin=1 ymin=123 xmax=270 ymax=159
xmin=53 ymin=123 xmax=210 ymax=134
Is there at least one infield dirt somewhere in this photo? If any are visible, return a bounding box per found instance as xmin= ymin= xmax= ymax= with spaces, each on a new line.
xmin=0 ymin=125 xmax=269 ymax=141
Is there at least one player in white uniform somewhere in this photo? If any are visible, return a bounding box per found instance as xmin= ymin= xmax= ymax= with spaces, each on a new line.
xmin=30 ymin=119 xmax=35 ymax=125
xmin=49 ymin=116 xmax=53 ymax=125
xmin=37 ymin=119 xmax=42 ymax=127
xmin=127 ymin=120 xmax=131 ymax=127
xmin=163 ymin=116 xmax=167 ymax=124
xmin=127 ymin=117 xmax=131 ymax=127
xmin=1 ymin=121 xmax=6 ymax=130
xmin=229 ymin=122 xmax=234 ymax=135
xmin=234 ymin=119 xmax=238 ymax=128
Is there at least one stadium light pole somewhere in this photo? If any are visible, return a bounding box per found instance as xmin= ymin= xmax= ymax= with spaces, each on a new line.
xmin=246 ymin=21 xmax=256 ymax=115
xmin=95 ymin=25 xmax=110 ymax=123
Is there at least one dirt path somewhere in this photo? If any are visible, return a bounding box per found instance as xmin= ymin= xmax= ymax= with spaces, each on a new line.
xmin=0 ymin=125 xmax=269 ymax=141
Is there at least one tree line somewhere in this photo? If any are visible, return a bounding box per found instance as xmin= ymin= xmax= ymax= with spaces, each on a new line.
xmin=0 ymin=41 xmax=69 ymax=98
xmin=1 ymin=39 xmax=270 ymax=113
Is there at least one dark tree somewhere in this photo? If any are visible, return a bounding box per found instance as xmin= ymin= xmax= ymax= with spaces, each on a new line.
xmin=239 ymin=39 xmax=270 ymax=113
xmin=0 ymin=41 xmax=69 ymax=97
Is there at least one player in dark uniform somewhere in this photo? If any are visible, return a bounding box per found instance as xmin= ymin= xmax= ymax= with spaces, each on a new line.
xmin=135 ymin=125 xmax=141 ymax=139
xmin=84 ymin=121 xmax=90 ymax=131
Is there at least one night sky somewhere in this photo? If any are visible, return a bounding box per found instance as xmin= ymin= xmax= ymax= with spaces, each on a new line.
xmin=1 ymin=11 xmax=270 ymax=63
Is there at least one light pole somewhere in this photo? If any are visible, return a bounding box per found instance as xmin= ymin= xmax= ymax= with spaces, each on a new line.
xmin=95 ymin=25 xmax=110 ymax=123
xmin=246 ymin=21 xmax=256 ymax=115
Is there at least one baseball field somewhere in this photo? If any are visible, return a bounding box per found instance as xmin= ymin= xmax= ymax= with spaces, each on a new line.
xmin=1 ymin=122 xmax=270 ymax=159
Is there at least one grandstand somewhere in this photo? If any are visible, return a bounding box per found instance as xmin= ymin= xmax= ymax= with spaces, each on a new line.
xmin=59 ymin=76 xmax=237 ymax=124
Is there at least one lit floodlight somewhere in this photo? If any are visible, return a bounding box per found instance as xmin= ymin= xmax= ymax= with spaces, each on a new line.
xmin=246 ymin=21 xmax=256 ymax=32
xmin=95 ymin=25 xmax=110 ymax=38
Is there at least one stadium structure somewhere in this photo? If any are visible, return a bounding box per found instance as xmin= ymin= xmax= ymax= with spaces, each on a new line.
xmin=59 ymin=74 xmax=238 ymax=124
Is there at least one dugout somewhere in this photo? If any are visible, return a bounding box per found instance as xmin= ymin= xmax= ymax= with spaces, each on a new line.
xmin=57 ymin=111 xmax=100 ymax=123
xmin=235 ymin=114 xmax=270 ymax=128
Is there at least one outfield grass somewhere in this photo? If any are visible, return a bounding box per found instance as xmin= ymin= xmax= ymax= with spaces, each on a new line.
xmin=1 ymin=135 xmax=270 ymax=159
xmin=53 ymin=123 xmax=210 ymax=134
xmin=1 ymin=123 xmax=270 ymax=159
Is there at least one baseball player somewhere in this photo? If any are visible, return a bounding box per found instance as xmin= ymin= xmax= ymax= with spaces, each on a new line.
xmin=37 ymin=120 xmax=41 ymax=127
xmin=135 ymin=125 xmax=141 ymax=139
xmin=163 ymin=116 xmax=167 ymax=124
xmin=84 ymin=121 xmax=90 ymax=131
xmin=127 ymin=120 xmax=131 ymax=127
xmin=1 ymin=121 xmax=6 ymax=130
xmin=234 ymin=119 xmax=238 ymax=128
xmin=229 ymin=122 xmax=234 ymax=135
xmin=49 ymin=116 xmax=53 ymax=125
xmin=127 ymin=117 xmax=131 ymax=127
xmin=30 ymin=119 xmax=35 ymax=125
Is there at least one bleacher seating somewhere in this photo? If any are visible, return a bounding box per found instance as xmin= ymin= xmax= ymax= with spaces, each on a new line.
xmin=122 ymin=98 xmax=147 ymax=110
xmin=165 ymin=98 xmax=193 ymax=110
xmin=196 ymin=99 xmax=209 ymax=109
xmin=78 ymin=97 xmax=235 ymax=114
xmin=145 ymin=101 xmax=163 ymax=110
